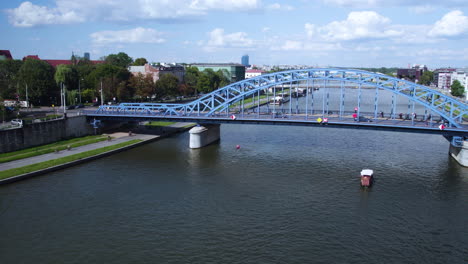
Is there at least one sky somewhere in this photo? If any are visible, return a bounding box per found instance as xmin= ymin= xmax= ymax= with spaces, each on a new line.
xmin=1 ymin=0 xmax=468 ymax=68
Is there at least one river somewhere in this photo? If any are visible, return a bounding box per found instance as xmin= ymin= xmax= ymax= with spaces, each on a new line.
xmin=0 ymin=124 xmax=467 ymax=263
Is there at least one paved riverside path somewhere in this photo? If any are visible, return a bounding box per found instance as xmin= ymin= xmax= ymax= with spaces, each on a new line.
xmin=0 ymin=133 xmax=158 ymax=171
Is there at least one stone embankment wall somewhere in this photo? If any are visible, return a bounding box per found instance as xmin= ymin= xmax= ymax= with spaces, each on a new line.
xmin=0 ymin=116 xmax=93 ymax=153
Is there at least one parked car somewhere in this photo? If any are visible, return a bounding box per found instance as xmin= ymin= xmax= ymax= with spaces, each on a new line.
xmin=10 ymin=119 xmax=23 ymax=126
xmin=358 ymin=116 xmax=373 ymax=122
xmin=66 ymin=105 xmax=76 ymax=110
xmin=76 ymin=104 xmax=85 ymax=108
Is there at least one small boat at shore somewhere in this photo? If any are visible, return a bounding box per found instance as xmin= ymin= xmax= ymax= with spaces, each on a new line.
xmin=360 ymin=169 xmax=374 ymax=187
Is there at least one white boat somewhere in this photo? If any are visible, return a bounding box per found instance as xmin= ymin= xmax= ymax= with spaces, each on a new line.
xmin=269 ymin=93 xmax=290 ymax=105
xmin=360 ymin=169 xmax=374 ymax=187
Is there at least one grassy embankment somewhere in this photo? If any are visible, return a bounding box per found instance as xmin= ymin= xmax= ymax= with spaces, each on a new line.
xmin=0 ymin=139 xmax=142 ymax=180
xmin=0 ymin=135 xmax=110 ymax=163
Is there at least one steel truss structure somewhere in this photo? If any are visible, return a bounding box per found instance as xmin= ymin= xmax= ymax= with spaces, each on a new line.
xmin=94 ymin=68 xmax=467 ymax=128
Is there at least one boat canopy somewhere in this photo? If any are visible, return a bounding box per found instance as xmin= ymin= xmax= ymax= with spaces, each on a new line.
xmin=361 ymin=169 xmax=374 ymax=176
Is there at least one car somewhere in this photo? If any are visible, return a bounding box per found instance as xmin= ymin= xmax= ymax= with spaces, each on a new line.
xmin=66 ymin=105 xmax=76 ymax=110
xmin=76 ymin=104 xmax=85 ymax=108
xmin=10 ymin=119 xmax=23 ymax=126
xmin=358 ymin=116 xmax=373 ymax=122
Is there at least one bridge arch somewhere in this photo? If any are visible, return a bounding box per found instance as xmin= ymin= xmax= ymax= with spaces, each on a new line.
xmin=101 ymin=68 xmax=468 ymax=128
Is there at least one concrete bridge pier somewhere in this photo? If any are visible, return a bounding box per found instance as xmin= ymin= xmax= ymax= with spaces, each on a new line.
xmin=189 ymin=124 xmax=220 ymax=149
xmin=449 ymin=138 xmax=468 ymax=167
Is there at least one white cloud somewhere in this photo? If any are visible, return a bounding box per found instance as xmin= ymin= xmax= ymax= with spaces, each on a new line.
xmin=323 ymin=0 xmax=379 ymax=7
xmin=7 ymin=1 xmax=83 ymax=27
xmin=428 ymin=10 xmax=468 ymax=37
xmin=278 ymin=40 xmax=303 ymax=51
xmin=305 ymin=23 xmax=317 ymax=38
xmin=318 ymin=11 xmax=402 ymax=41
xmin=7 ymin=0 xmax=262 ymax=27
xmin=204 ymin=28 xmax=255 ymax=51
xmin=409 ymin=5 xmax=436 ymax=14
xmin=90 ymin=27 xmax=166 ymax=45
xmin=322 ymin=0 xmax=468 ymax=8
xmin=267 ymin=3 xmax=294 ymax=11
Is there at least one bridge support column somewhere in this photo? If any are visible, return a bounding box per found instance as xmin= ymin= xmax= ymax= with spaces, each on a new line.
xmin=449 ymin=139 xmax=468 ymax=167
xmin=189 ymin=124 xmax=220 ymax=149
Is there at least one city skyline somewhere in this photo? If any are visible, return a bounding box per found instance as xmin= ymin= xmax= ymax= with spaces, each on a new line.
xmin=1 ymin=0 xmax=468 ymax=67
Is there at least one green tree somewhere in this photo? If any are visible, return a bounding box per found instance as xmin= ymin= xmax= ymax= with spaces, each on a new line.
xmin=185 ymin=66 xmax=200 ymax=95
xmin=419 ymin=71 xmax=433 ymax=86
xmin=104 ymin=52 xmax=133 ymax=68
xmin=18 ymin=58 xmax=56 ymax=105
xmin=132 ymin=58 xmax=148 ymax=66
xmin=116 ymin=80 xmax=134 ymax=101
xmin=196 ymin=74 xmax=211 ymax=93
xmin=129 ymin=73 xmax=154 ymax=101
xmin=0 ymin=60 xmax=23 ymax=99
xmin=88 ymin=64 xmax=131 ymax=102
xmin=155 ymin=74 xmax=179 ymax=99
xmin=54 ymin=65 xmax=73 ymax=86
xmin=451 ymin=80 xmax=464 ymax=97
xmin=81 ymin=89 xmax=96 ymax=103
xmin=216 ymin=69 xmax=230 ymax=88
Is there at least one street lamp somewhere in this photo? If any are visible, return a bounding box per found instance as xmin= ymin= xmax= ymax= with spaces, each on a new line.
xmin=100 ymin=78 xmax=104 ymax=106
xmin=78 ymin=78 xmax=84 ymax=104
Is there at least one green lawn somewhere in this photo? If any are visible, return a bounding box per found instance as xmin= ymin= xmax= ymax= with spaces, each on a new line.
xmin=0 ymin=139 xmax=142 ymax=180
xmin=0 ymin=135 xmax=109 ymax=163
xmin=145 ymin=121 xmax=176 ymax=127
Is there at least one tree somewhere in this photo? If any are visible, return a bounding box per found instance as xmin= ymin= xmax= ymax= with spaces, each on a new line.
xmin=419 ymin=71 xmax=433 ymax=86
xmin=185 ymin=66 xmax=200 ymax=95
xmin=17 ymin=58 xmax=56 ymax=105
xmin=129 ymin=73 xmax=154 ymax=100
xmin=132 ymin=58 xmax=148 ymax=66
xmin=54 ymin=65 xmax=73 ymax=86
xmin=196 ymin=74 xmax=211 ymax=93
xmin=451 ymin=80 xmax=464 ymax=97
xmin=88 ymin=64 xmax=131 ymax=102
xmin=0 ymin=60 xmax=23 ymax=99
xmin=104 ymin=52 xmax=133 ymax=68
xmin=155 ymin=74 xmax=179 ymax=99
xmin=216 ymin=69 xmax=230 ymax=88
xmin=116 ymin=80 xmax=134 ymax=101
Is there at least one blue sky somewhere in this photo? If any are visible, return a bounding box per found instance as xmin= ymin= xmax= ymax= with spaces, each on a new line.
xmin=1 ymin=0 xmax=468 ymax=68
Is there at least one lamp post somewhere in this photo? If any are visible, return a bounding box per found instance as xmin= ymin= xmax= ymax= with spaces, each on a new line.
xmin=100 ymin=78 xmax=104 ymax=106
xmin=78 ymin=78 xmax=83 ymax=104
xmin=25 ymin=83 xmax=29 ymax=111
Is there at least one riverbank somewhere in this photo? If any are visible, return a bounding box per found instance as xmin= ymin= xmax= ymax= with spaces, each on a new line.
xmin=0 ymin=122 xmax=195 ymax=185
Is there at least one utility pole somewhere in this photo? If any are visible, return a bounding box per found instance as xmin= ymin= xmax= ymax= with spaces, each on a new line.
xmin=78 ymin=78 xmax=82 ymax=104
xmin=100 ymin=79 xmax=104 ymax=106
xmin=25 ymin=83 xmax=29 ymax=111
xmin=62 ymin=83 xmax=67 ymax=114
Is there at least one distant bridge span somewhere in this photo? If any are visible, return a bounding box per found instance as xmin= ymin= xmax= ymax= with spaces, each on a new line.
xmin=85 ymin=68 xmax=468 ymax=164
xmin=87 ymin=68 xmax=467 ymax=129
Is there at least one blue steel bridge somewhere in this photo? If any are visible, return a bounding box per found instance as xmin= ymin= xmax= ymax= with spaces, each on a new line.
xmin=85 ymin=68 xmax=468 ymax=146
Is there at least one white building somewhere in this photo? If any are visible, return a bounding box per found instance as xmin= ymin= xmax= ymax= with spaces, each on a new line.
xmin=451 ymin=69 xmax=468 ymax=99
xmin=245 ymin=69 xmax=265 ymax=79
xmin=438 ymin=72 xmax=452 ymax=89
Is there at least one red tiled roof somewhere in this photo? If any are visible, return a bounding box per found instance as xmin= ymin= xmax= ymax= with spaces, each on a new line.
xmin=24 ymin=55 xmax=40 ymax=60
xmin=22 ymin=55 xmax=104 ymax=67
xmin=246 ymin=69 xmax=265 ymax=73
xmin=45 ymin=60 xmax=73 ymax=67
xmin=0 ymin=50 xmax=13 ymax=59
xmin=45 ymin=59 xmax=104 ymax=67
